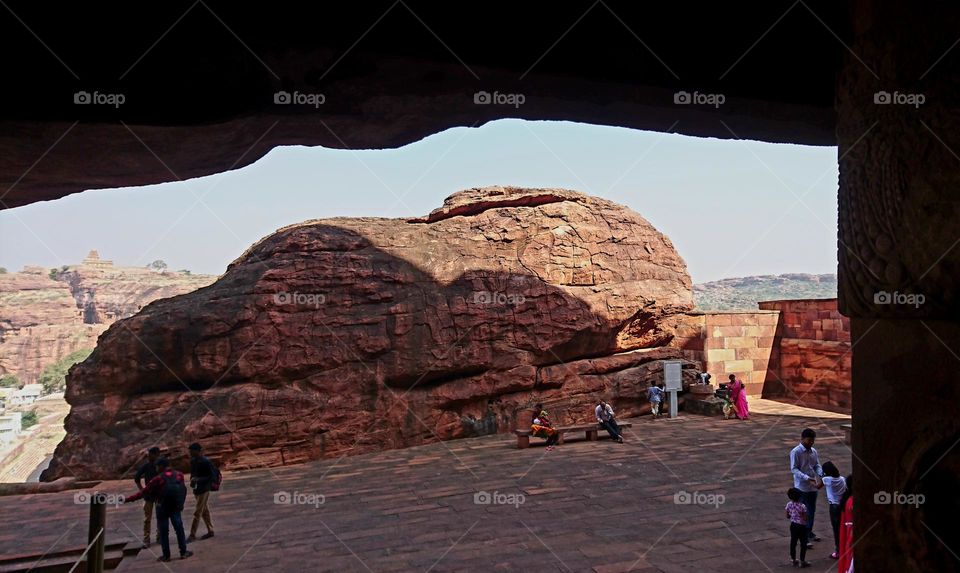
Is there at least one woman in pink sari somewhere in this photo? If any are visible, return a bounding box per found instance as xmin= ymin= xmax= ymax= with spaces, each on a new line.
xmin=727 ymin=374 xmax=750 ymax=420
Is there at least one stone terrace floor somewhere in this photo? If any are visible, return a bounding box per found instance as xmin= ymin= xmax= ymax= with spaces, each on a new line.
xmin=0 ymin=410 xmax=852 ymax=572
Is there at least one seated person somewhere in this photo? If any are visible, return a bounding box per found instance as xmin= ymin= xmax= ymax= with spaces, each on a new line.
xmin=531 ymin=403 xmax=560 ymax=451
xmin=595 ymin=400 xmax=624 ymax=443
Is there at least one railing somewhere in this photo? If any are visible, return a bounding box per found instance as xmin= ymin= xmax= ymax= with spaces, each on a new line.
xmin=67 ymin=492 xmax=106 ymax=573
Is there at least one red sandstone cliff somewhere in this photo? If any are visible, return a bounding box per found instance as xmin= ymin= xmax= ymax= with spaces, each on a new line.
xmin=0 ymin=259 xmax=216 ymax=385
xmin=0 ymin=268 xmax=104 ymax=383
xmin=43 ymin=186 xmax=699 ymax=480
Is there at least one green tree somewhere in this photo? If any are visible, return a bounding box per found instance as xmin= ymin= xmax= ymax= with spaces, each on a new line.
xmin=178 ymin=269 xmax=191 ymax=275
xmin=147 ymin=260 xmax=168 ymax=272
xmin=22 ymin=410 xmax=39 ymax=429
xmin=0 ymin=374 xmax=19 ymax=388
xmin=48 ymin=265 xmax=69 ymax=280
xmin=0 ymin=267 xmax=7 ymax=274
xmin=38 ymin=348 xmax=93 ymax=394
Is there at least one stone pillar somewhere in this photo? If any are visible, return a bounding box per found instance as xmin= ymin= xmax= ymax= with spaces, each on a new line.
xmin=840 ymin=2 xmax=960 ymax=569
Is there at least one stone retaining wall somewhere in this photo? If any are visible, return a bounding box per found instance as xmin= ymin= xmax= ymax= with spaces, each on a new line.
xmin=671 ymin=298 xmax=851 ymax=412
xmin=758 ymin=299 xmax=852 ymax=411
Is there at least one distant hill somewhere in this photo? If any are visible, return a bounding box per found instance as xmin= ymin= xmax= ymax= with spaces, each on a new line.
xmin=693 ymin=273 xmax=837 ymax=311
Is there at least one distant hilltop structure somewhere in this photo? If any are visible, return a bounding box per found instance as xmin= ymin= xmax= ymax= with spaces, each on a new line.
xmin=80 ymin=250 xmax=114 ymax=269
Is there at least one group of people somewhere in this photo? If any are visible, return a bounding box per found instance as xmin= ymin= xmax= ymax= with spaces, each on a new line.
xmin=529 ymin=382 xmax=672 ymax=451
xmin=122 ymin=443 xmax=220 ymax=562
xmin=786 ymin=428 xmax=854 ymax=571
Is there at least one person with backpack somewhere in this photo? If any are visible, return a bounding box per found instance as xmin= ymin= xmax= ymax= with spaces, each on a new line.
xmin=133 ymin=446 xmax=161 ymax=549
xmin=124 ymin=458 xmax=193 ymax=562
xmin=188 ymin=442 xmax=218 ymax=541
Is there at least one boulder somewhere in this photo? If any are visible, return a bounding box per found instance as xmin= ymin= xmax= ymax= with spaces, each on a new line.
xmin=43 ymin=186 xmax=697 ymax=480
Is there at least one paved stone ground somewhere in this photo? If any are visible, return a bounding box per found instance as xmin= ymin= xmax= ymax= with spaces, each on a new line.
xmin=749 ymin=398 xmax=850 ymax=419
xmin=0 ymin=412 xmax=851 ymax=572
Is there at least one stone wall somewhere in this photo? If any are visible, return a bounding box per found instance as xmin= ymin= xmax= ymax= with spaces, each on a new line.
xmin=670 ymin=298 xmax=851 ymax=412
xmin=669 ymin=311 xmax=778 ymax=397
xmin=757 ymin=299 xmax=851 ymax=411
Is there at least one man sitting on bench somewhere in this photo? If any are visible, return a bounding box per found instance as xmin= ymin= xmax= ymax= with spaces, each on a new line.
xmin=595 ymin=400 xmax=625 ymax=443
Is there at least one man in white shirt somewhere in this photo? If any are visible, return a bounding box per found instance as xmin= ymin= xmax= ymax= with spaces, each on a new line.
xmin=790 ymin=428 xmax=824 ymax=546
xmin=595 ymin=400 xmax=624 ymax=443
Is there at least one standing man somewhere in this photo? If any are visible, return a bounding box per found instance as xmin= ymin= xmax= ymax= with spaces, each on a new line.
xmin=188 ymin=443 xmax=216 ymax=541
xmin=134 ymin=447 xmax=161 ymax=549
xmin=124 ymin=458 xmax=193 ymax=562
xmin=790 ymin=428 xmax=824 ymax=547
xmin=595 ymin=400 xmax=624 ymax=443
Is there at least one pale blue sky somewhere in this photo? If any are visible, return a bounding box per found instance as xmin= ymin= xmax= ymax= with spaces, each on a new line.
xmin=0 ymin=119 xmax=838 ymax=283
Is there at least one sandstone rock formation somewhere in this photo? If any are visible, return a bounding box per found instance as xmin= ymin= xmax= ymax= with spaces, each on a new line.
xmin=0 ymin=258 xmax=216 ymax=385
xmin=0 ymin=268 xmax=104 ymax=384
xmin=44 ymin=187 xmax=699 ymax=480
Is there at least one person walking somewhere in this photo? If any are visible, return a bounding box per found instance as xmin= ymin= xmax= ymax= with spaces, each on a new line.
xmin=124 ymin=458 xmax=193 ymax=562
xmin=595 ymin=400 xmax=624 ymax=443
xmin=134 ymin=446 xmax=161 ymax=549
xmin=188 ymin=443 xmax=217 ymax=541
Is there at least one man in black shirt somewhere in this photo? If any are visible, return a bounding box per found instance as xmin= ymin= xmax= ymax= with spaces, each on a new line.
xmin=134 ymin=446 xmax=161 ymax=548
xmin=187 ymin=442 xmax=216 ymax=541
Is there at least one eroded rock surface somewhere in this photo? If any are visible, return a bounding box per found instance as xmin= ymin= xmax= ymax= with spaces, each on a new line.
xmin=44 ymin=187 xmax=697 ymax=480
xmin=0 ymin=260 xmax=215 ymax=385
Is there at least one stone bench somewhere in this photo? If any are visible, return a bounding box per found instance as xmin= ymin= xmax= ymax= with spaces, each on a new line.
xmin=514 ymin=422 xmax=633 ymax=448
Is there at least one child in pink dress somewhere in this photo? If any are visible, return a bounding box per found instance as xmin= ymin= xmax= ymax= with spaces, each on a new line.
xmin=786 ymin=487 xmax=811 ymax=568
